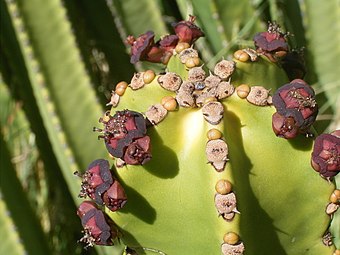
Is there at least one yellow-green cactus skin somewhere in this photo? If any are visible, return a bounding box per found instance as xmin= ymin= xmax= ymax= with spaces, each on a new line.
xmin=103 ymin=54 xmax=337 ymax=255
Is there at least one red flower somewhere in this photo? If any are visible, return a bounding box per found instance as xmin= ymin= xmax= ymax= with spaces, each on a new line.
xmin=76 ymin=159 xmax=127 ymax=211
xmin=172 ymin=15 xmax=204 ymax=44
xmin=272 ymin=79 xmax=318 ymax=138
xmin=311 ymin=132 xmax=340 ymax=178
xmin=77 ymin=201 xmax=119 ymax=247
xmin=254 ymin=22 xmax=289 ymax=62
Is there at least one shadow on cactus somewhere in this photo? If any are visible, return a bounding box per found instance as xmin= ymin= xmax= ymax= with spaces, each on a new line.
xmin=75 ymin=17 xmax=340 ymax=255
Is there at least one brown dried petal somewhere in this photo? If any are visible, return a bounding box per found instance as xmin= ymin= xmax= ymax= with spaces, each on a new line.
xmin=204 ymin=73 xmax=221 ymax=88
xmin=157 ymin=72 xmax=182 ymax=91
xmin=179 ymin=48 xmax=199 ymax=64
xmin=215 ymin=193 xmax=237 ymax=214
xmin=206 ymin=139 xmax=228 ymax=171
xmin=187 ymin=66 xmax=206 ymax=82
xmin=176 ymin=91 xmax=196 ymax=108
xmin=216 ymin=81 xmax=235 ymax=100
xmin=246 ymin=86 xmax=270 ymax=106
xmin=106 ymin=92 xmax=120 ymax=107
xmin=128 ymin=31 xmax=155 ymax=64
xmin=202 ymin=101 xmax=224 ymax=125
xmin=221 ymin=242 xmax=245 ymax=255
xmin=145 ymin=104 xmax=168 ymax=125
xmin=130 ymin=72 xmax=145 ymax=90
xmin=214 ymin=60 xmax=236 ymax=80
xmin=195 ymin=88 xmax=217 ymax=107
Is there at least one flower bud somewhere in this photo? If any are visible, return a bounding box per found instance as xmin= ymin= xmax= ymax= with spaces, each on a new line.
xmin=77 ymin=201 xmax=119 ymax=247
xmin=311 ymin=132 xmax=340 ymax=178
xmin=172 ymin=15 xmax=204 ymax=44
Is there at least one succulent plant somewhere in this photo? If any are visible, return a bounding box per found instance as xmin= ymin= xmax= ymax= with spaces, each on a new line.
xmin=75 ymin=19 xmax=340 ymax=255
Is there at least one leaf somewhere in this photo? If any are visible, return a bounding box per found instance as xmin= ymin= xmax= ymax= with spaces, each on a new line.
xmin=304 ymin=0 xmax=340 ymax=131
xmin=3 ymin=0 xmax=108 ymax=200
xmin=0 ymin=131 xmax=51 ymax=255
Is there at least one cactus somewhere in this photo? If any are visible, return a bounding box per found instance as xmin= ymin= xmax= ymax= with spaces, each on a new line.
xmin=1 ymin=1 xmax=339 ymax=255
xmin=76 ymin=19 xmax=340 ymax=255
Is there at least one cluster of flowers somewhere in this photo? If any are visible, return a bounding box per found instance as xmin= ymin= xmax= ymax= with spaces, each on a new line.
xmin=272 ymin=79 xmax=318 ymax=139
xmin=75 ymin=159 xmax=127 ymax=247
xmin=126 ymin=15 xmax=204 ymax=64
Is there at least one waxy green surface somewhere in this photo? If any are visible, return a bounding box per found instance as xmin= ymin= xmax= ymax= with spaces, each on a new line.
xmin=107 ymin=56 xmax=335 ymax=255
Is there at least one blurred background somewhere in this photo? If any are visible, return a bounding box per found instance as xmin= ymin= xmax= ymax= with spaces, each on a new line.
xmin=0 ymin=0 xmax=339 ymax=254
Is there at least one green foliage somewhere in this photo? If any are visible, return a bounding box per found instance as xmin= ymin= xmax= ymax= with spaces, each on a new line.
xmin=0 ymin=0 xmax=339 ymax=254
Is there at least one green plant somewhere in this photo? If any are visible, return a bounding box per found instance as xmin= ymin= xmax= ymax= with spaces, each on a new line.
xmin=0 ymin=1 xmax=339 ymax=255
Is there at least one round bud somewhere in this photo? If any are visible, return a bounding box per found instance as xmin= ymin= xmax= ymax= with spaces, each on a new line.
xmin=161 ymin=96 xmax=177 ymax=111
xmin=223 ymin=232 xmax=239 ymax=245
xmin=175 ymin=42 xmax=190 ymax=53
xmin=215 ymin=179 xmax=232 ymax=195
xmin=207 ymin=128 xmax=223 ymax=140
xmin=115 ymin=81 xmax=128 ymax=96
xmin=143 ymin=70 xmax=156 ymax=84
xmin=333 ymin=250 xmax=340 ymax=255
xmin=234 ymin=50 xmax=249 ymax=62
xmin=185 ymin=57 xmax=200 ymax=68
xmin=236 ymin=84 xmax=250 ymax=99
xmin=330 ymin=189 xmax=340 ymax=203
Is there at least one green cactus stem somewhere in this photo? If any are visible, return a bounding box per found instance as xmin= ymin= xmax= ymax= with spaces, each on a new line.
xmin=96 ymin=52 xmax=336 ymax=255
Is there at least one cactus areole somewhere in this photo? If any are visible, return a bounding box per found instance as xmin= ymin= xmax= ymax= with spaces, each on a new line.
xmin=76 ymin=17 xmax=340 ymax=254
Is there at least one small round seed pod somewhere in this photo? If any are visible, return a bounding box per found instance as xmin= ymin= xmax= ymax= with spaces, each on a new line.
xmin=145 ymin=104 xmax=168 ymax=125
xmin=233 ymin=50 xmax=249 ymax=62
xmin=106 ymin=91 xmax=120 ymax=107
xmin=221 ymin=242 xmax=245 ymax=255
xmin=175 ymin=42 xmax=190 ymax=53
xmin=207 ymin=128 xmax=223 ymax=140
xmin=202 ymin=101 xmax=224 ymax=125
xmin=246 ymin=86 xmax=271 ymax=106
xmin=223 ymin=232 xmax=240 ymax=245
xmin=330 ymin=189 xmax=340 ymax=204
xmin=161 ymin=96 xmax=177 ymax=111
xmin=333 ymin=249 xmax=340 ymax=255
xmin=216 ymin=81 xmax=234 ymax=100
xmin=143 ymin=70 xmax=156 ymax=84
xmin=157 ymin=72 xmax=182 ymax=91
xmin=214 ymin=60 xmax=236 ymax=80
xmin=179 ymin=48 xmax=199 ymax=64
xmin=188 ymin=66 xmax=206 ymax=82
xmin=185 ymin=57 xmax=200 ymax=68
xmin=215 ymin=179 xmax=232 ymax=195
xmin=236 ymin=84 xmax=250 ymax=99
xmin=130 ymin=72 xmax=145 ymax=90
xmin=115 ymin=81 xmax=129 ymax=96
